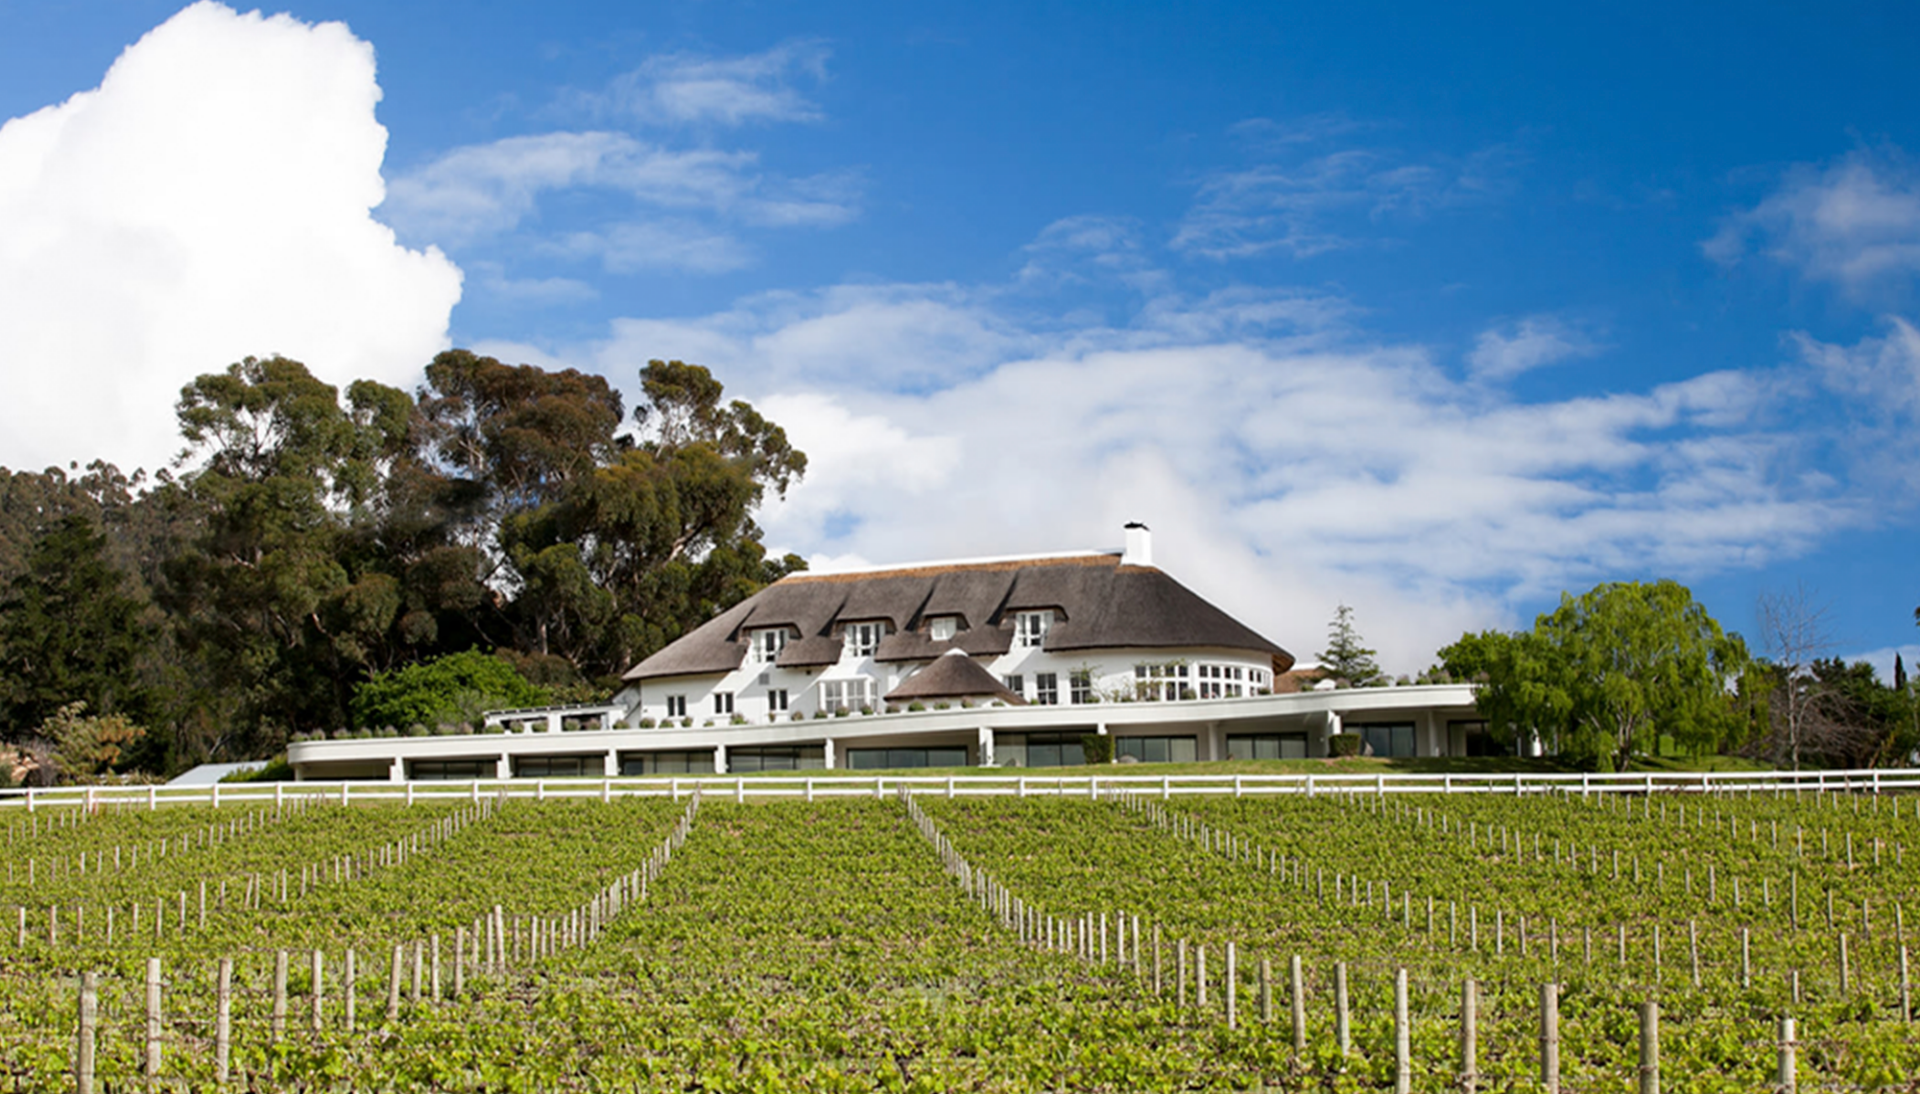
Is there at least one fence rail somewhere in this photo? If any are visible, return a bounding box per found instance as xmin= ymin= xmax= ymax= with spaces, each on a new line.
xmin=5 ymin=766 xmax=1920 ymax=811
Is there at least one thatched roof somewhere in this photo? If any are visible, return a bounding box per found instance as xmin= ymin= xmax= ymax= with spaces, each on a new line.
xmin=623 ymin=551 xmax=1292 ymax=682
xmin=884 ymin=651 xmax=1026 ymax=704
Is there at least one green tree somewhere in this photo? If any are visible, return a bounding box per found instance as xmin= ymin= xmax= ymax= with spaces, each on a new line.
xmin=39 ymin=700 xmax=146 ymax=782
xmin=1438 ymin=580 xmax=1749 ymax=771
xmin=350 ymin=649 xmax=551 ymax=731
xmin=0 ymin=515 xmax=158 ymax=737
xmin=1317 ymin=603 xmax=1383 ymax=687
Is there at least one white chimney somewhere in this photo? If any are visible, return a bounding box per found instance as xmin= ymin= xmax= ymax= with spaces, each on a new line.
xmin=1121 ymin=522 xmax=1152 ymax=567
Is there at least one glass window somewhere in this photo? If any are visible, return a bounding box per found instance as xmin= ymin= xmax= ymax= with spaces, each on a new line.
xmin=843 ymin=622 xmax=884 ymax=658
xmin=713 ymin=691 xmax=734 ymax=715
xmin=1132 ymin=663 xmax=1191 ymax=701
xmin=821 ymin=678 xmax=876 ymax=712
xmin=665 ymin=695 xmax=686 ymax=718
xmin=408 ymin=759 xmax=494 ymax=780
xmin=1015 ymin=610 xmax=1051 ymax=648
xmin=768 ymin=689 xmax=789 ymax=713
xmin=513 ymin=755 xmax=604 ymax=778
xmin=1356 ymin=723 xmax=1417 ymax=759
xmin=996 ymin=732 xmax=1085 ymax=768
xmin=620 ymin=750 xmax=716 ymax=775
xmin=727 ymin=746 xmax=826 ymax=772
xmin=1034 ymin=672 xmax=1058 ymax=705
xmin=1225 ymin=733 xmax=1307 ymax=761
xmin=1004 ymin=674 xmax=1024 ymax=698
xmin=753 ymin=628 xmax=788 ymax=663
xmin=846 ymin=747 xmax=970 ymax=770
xmin=1115 ymin=736 xmax=1199 ymax=764
xmin=929 ymin=617 xmax=957 ymax=641
xmin=1069 ymin=670 xmax=1094 ymax=704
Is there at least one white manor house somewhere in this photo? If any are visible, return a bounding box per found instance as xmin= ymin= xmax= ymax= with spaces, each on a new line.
xmin=287 ymin=525 xmax=1483 ymax=781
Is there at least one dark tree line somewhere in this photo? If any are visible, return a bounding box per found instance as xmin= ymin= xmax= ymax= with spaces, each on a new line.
xmin=0 ymin=353 xmax=804 ymax=774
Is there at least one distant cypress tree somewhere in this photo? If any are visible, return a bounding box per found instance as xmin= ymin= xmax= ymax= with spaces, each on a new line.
xmin=1897 ymin=653 xmax=1908 ymax=691
xmin=0 ymin=515 xmax=156 ymax=737
xmin=1317 ymin=603 xmax=1384 ymax=688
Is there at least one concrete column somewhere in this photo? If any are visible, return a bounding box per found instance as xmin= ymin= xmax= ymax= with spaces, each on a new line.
xmin=1204 ymin=722 xmax=1224 ymax=762
xmin=546 ymin=712 xmax=562 ymax=734
xmin=604 ymin=749 xmax=619 ymax=777
xmin=388 ymin=757 xmax=405 ymax=784
xmin=714 ymin=745 xmax=727 ymax=774
xmin=978 ymin=726 xmax=994 ymax=768
xmin=823 ymin=739 xmax=836 ymax=770
xmin=495 ymin=755 xmax=511 ymax=780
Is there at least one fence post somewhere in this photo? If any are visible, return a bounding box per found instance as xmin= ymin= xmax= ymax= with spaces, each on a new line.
xmin=1335 ymin=961 xmax=1351 ymax=1055
xmin=272 ymin=949 xmax=289 ymax=1041
xmin=1290 ymin=954 xmax=1307 ymax=1051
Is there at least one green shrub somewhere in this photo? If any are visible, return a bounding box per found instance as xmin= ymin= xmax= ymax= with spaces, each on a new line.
xmin=351 ymin=650 xmax=550 ymax=731
xmin=1329 ymin=734 xmax=1362 ymax=758
xmin=1080 ymin=734 xmax=1113 ymax=765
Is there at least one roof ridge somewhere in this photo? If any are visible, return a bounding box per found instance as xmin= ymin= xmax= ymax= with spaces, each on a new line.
xmin=782 ymin=552 xmax=1125 ymax=583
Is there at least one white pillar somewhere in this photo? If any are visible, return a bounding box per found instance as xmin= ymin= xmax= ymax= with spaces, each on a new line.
xmin=389 ymin=757 xmax=405 ymax=784
xmin=978 ymin=726 xmax=994 ymax=768
xmin=546 ymin=712 xmax=562 ymax=734
xmin=714 ymin=745 xmax=727 ymax=774
xmin=495 ymin=755 xmax=511 ymax=780
xmin=604 ymin=749 xmax=619 ymax=778
xmin=823 ymin=739 xmax=836 ymax=770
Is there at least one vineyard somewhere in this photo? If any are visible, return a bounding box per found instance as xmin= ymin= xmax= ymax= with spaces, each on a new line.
xmin=2 ymin=778 xmax=1918 ymax=1091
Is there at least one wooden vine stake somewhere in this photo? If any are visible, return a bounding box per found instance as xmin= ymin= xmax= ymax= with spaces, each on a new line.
xmin=345 ymin=949 xmax=357 ymax=1034
xmin=1393 ymin=967 xmax=1411 ymax=1094
xmin=1777 ymin=1016 xmax=1796 ymax=1093
xmin=145 ymin=956 xmax=163 ymax=1083
xmin=1638 ymin=1000 xmax=1660 ymax=1094
xmin=1460 ymin=977 xmax=1478 ymax=1094
xmin=1225 ymin=942 xmax=1237 ymax=1030
xmin=1290 ymin=955 xmax=1307 ymax=1051
xmin=215 ymin=957 xmax=233 ymax=1084
xmin=311 ymin=950 xmax=325 ymax=1033
xmin=75 ymin=970 xmax=99 ymax=1094
xmin=1335 ymin=961 xmax=1351 ymax=1056
xmin=272 ymin=950 xmax=289 ymax=1042
xmin=1539 ymin=981 xmax=1559 ymax=1093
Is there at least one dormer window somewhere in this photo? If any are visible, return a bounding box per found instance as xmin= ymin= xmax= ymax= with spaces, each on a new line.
xmin=843 ymin=621 xmax=884 ymax=658
xmin=929 ymin=617 xmax=957 ymax=642
xmin=752 ymin=628 xmax=788 ymax=664
xmin=1015 ymin=610 xmax=1052 ymax=649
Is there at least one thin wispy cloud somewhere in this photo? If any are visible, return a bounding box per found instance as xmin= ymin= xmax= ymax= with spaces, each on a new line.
xmin=1707 ymin=147 xmax=1920 ymax=296
xmin=1468 ymin=315 xmax=1603 ymax=381
xmin=1171 ymin=133 xmax=1520 ymax=261
xmin=596 ymin=41 xmax=830 ymax=128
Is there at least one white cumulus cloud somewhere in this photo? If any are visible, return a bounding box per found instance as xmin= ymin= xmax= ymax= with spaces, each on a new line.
xmin=0 ymin=1 xmax=461 ymax=475
xmin=1468 ymin=315 xmax=1602 ymax=381
xmin=1707 ymin=147 xmax=1920 ymax=295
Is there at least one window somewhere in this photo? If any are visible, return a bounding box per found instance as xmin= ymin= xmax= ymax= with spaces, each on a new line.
xmin=620 ymin=750 xmax=716 ymax=776
xmin=713 ymin=691 xmax=734 ymax=716
xmin=843 ymin=622 xmax=884 ymax=658
xmin=1133 ymin=662 xmax=1190 ymax=701
xmin=929 ymin=617 xmax=957 ymax=641
xmin=665 ymin=695 xmax=687 ymax=719
xmin=995 ymin=732 xmax=1086 ymax=768
xmin=847 ymin=746 xmax=969 ymax=770
xmin=1225 ymin=733 xmax=1307 ymax=760
xmin=728 ymin=745 xmax=826 ymax=772
xmin=408 ymin=759 xmax=494 ymax=781
xmin=1034 ymin=672 xmax=1058 ymax=705
xmin=821 ymin=677 xmax=877 ymax=712
xmin=1070 ymin=670 xmax=1095 ymax=704
xmin=1015 ymin=610 xmax=1051 ymax=648
xmin=768 ymin=689 xmax=789 ymax=713
xmin=514 ymin=755 xmax=604 ymax=778
xmin=1195 ymin=664 xmax=1246 ymax=699
xmin=1003 ymin=674 xmax=1024 ymax=699
xmin=1115 ymin=736 xmax=1198 ymax=764
xmin=1356 ymin=723 xmax=1417 ymax=759
xmin=752 ymin=628 xmax=788 ymax=663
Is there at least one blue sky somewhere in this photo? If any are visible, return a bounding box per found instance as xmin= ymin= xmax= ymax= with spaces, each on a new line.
xmin=2 ymin=1 xmax=1918 ymax=675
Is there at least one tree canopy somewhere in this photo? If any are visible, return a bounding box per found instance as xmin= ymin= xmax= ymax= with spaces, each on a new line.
xmin=0 ymin=350 xmax=806 ymax=776
xmin=1438 ymin=580 xmax=1749 ymax=771
xmin=1317 ymin=603 xmax=1383 ymax=687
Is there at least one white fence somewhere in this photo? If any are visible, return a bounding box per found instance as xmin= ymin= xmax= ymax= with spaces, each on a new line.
xmin=5 ymin=767 xmax=1920 ymax=811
